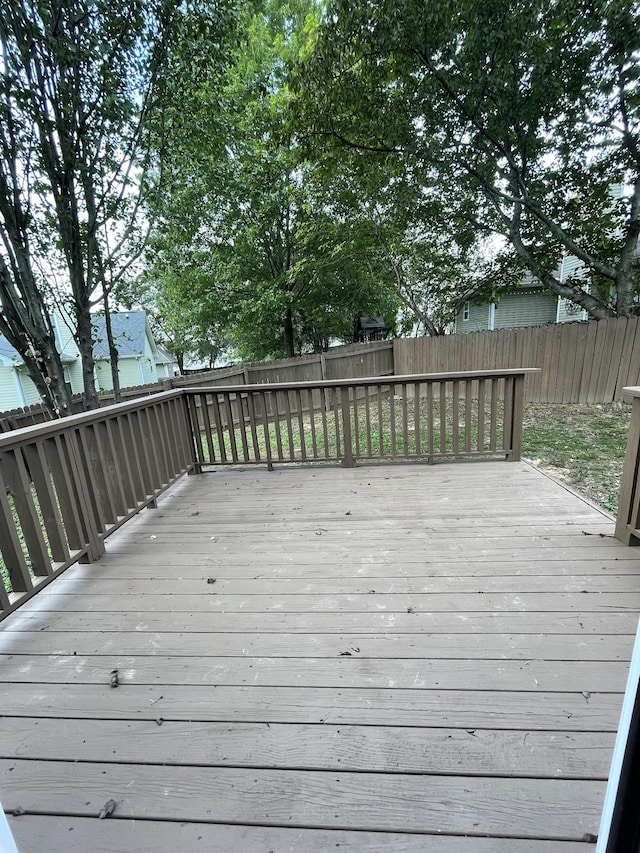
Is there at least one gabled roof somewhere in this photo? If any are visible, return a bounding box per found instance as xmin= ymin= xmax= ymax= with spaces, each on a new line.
xmin=92 ymin=311 xmax=156 ymax=359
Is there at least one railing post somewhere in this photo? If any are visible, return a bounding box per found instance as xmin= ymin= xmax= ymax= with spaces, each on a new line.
xmin=340 ymin=385 xmax=355 ymax=468
xmin=615 ymin=389 xmax=640 ymax=545
xmin=506 ymin=373 xmax=525 ymax=462
xmin=183 ymin=392 xmax=203 ymax=475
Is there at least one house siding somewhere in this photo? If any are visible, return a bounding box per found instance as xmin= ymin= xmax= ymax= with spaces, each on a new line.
xmin=456 ymin=302 xmax=491 ymax=333
xmin=493 ymin=290 xmax=557 ymax=329
xmin=0 ymin=368 xmax=22 ymax=410
xmin=16 ymin=368 xmax=42 ymax=406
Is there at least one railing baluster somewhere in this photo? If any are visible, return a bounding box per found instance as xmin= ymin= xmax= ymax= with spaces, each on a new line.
xmin=332 ymin=387 xmax=341 ymax=460
xmin=209 ymin=393 xmax=227 ymax=463
xmin=306 ymin=388 xmax=318 ymax=459
xmin=246 ymin=392 xmax=261 ymax=462
xmin=452 ymin=380 xmax=460 ymax=455
xmin=0 ymin=458 xmax=34 ymax=592
xmin=427 ymin=381 xmax=434 ymax=462
xmin=490 ymin=378 xmax=499 ymax=451
xmin=364 ymin=385 xmax=372 ymax=458
xmin=272 ymin=391 xmax=284 ymax=462
xmin=223 ymin=393 xmax=239 ymax=463
xmin=236 ymin=394 xmax=251 ymax=462
xmin=439 ymin=382 xmax=447 ymax=454
xmin=319 ymin=388 xmax=329 ymax=459
xmin=414 ymin=382 xmax=421 ymax=457
xmin=24 ymin=442 xmax=69 ymax=563
xmin=260 ymin=391 xmax=274 ymax=469
xmin=295 ymin=389 xmax=306 ymax=461
xmin=3 ymin=448 xmax=51 ymax=576
xmin=477 ymin=379 xmax=486 ymax=452
xmin=389 ymin=383 xmax=397 ymax=457
xmin=377 ymin=384 xmax=384 ymax=457
xmin=465 ymin=380 xmax=473 ymax=453
xmin=200 ymin=396 xmax=216 ymax=463
xmin=282 ymin=391 xmax=295 ymax=461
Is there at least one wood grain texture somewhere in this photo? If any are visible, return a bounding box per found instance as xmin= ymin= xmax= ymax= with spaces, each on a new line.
xmin=1 ymin=460 xmax=637 ymax=850
xmin=0 ymin=759 xmax=605 ymax=839
xmin=7 ymin=815 xmax=598 ymax=853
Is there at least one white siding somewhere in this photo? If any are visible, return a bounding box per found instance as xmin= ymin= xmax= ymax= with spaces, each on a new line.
xmin=16 ymin=368 xmax=43 ymax=406
xmin=0 ymin=367 xmax=22 ymax=410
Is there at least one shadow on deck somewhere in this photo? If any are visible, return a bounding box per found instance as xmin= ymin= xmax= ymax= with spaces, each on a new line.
xmin=1 ymin=460 xmax=639 ymax=851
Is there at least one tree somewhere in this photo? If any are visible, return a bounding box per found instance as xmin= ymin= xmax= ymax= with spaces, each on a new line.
xmin=146 ymin=0 xmax=397 ymax=361
xmin=0 ymin=0 xmax=180 ymax=411
xmin=296 ymin=0 xmax=640 ymax=319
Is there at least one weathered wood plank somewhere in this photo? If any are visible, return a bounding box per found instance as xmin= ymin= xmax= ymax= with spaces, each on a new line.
xmin=0 ymin=759 xmax=605 ymax=839
xmin=54 ymin=555 xmax=640 ymax=578
xmin=40 ymin=573 xmax=640 ymax=595
xmin=0 ymin=718 xmax=615 ymax=778
xmin=12 ymin=591 xmax=639 ymax=613
xmin=5 ymin=609 xmax=637 ymax=635
xmin=7 ymin=815 xmax=598 ymax=853
xmin=0 ymin=683 xmax=623 ymax=730
xmin=0 ymin=629 xmax=631 ymax=659
xmin=0 ymin=654 xmax=628 ymax=692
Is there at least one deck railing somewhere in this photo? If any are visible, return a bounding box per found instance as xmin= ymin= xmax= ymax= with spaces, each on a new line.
xmin=0 ymin=368 xmax=538 ymax=619
xmin=616 ymin=386 xmax=640 ymax=546
xmin=185 ymin=369 xmax=536 ymax=469
xmin=0 ymin=391 xmax=194 ymax=619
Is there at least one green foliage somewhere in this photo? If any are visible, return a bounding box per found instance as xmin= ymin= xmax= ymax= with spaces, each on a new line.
xmin=144 ymin=0 xmax=399 ymax=361
xmin=296 ymin=0 xmax=640 ymax=319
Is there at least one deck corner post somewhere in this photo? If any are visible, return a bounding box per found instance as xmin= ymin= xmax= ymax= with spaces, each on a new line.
xmin=339 ymin=385 xmax=356 ymax=468
xmin=506 ymin=373 xmax=525 ymax=462
xmin=615 ymin=390 xmax=640 ymax=545
xmin=183 ymin=392 xmax=204 ymax=475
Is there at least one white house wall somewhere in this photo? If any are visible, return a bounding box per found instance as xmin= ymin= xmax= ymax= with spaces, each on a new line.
xmin=0 ymin=367 xmax=22 ymax=410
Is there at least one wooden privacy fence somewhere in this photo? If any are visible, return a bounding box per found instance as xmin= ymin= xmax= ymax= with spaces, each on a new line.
xmin=393 ymin=316 xmax=640 ymax=404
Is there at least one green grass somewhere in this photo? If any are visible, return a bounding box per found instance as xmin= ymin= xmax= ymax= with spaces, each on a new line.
xmin=522 ymin=403 xmax=629 ymax=513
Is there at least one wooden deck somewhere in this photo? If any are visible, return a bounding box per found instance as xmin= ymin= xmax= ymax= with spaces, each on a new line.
xmin=1 ymin=460 xmax=639 ymax=851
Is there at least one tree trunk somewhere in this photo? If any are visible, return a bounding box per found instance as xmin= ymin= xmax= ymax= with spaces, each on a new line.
xmin=75 ymin=305 xmax=100 ymax=410
xmin=284 ymin=307 xmax=295 ymax=358
xmin=103 ymin=294 xmax=121 ymax=404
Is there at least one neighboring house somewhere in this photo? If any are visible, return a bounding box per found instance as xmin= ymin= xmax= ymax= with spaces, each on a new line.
xmin=0 ymin=310 xmax=174 ymax=411
xmin=155 ymin=345 xmax=180 ymax=380
xmin=92 ymin=311 xmax=160 ymax=392
xmin=0 ymin=318 xmax=81 ymax=410
xmin=454 ymin=267 xmax=588 ymax=334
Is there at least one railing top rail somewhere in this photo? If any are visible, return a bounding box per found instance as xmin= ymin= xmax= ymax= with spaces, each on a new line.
xmin=0 ymin=388 xmax=184 ymax=450
xmin=622 ymin=386 xmax=640 ymax=399
xmin=184 ymin=368 xmax=541 ymax=395
xmin=0 ymin=368 xmax=540 ymax=449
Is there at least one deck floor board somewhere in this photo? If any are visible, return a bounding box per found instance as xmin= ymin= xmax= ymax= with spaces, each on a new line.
xmin=2 ymin=460 xmax=638 ymax=850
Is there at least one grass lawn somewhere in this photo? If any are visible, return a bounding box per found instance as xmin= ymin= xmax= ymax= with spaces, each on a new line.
xmin=522 ymin=403 xmax=630 ymax=514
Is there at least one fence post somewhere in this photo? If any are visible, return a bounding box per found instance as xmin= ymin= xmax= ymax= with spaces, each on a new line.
xmin=506 ymin=373 xmax=525 ymax=462
xmin=615 ymin=389 xmax=640 ymax=545
xmin=340 ymin=385 xmax=355 ymax=467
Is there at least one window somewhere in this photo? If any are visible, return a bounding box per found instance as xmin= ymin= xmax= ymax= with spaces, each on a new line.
xmin=462 ymin=301 xmax=470 ymax=321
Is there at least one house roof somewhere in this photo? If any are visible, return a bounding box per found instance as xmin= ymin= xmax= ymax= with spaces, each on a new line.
xmin=155 ymin=344 xmax=177 ymax=366
xmin=0 ymin=337 xmax=76 ymax=366
xmin=0 ymin=337 xmax=22 ymax=366
xmin=92 ymin=311 xmax=155 ymax=359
